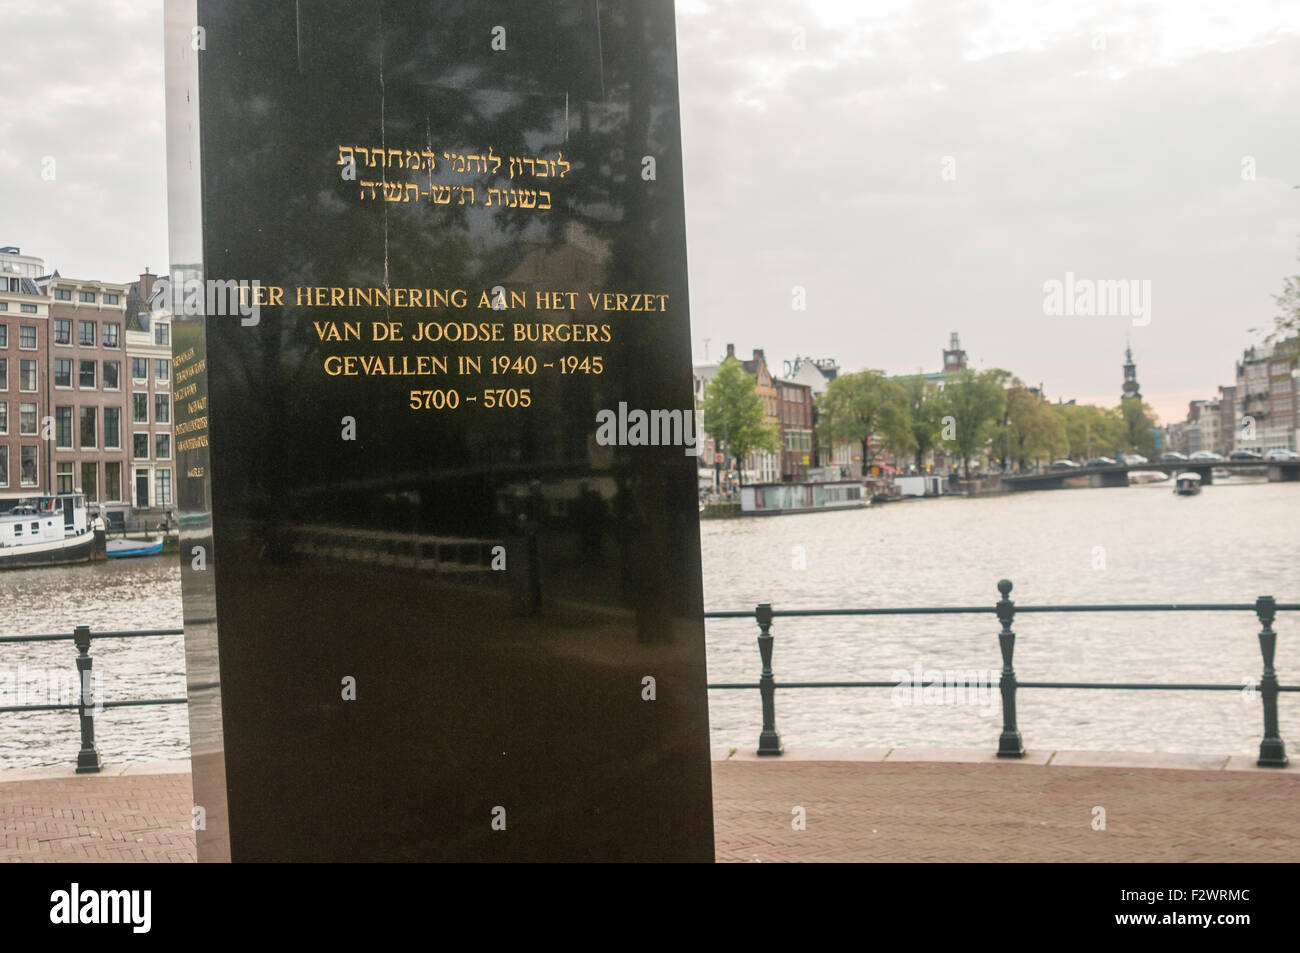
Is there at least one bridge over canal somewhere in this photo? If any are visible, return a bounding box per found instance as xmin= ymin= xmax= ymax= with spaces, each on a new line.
xmin=1003 ymin=458 xmax=1300 ymax=491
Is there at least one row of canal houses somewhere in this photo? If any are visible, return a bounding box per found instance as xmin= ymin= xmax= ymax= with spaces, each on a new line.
xmin=692 ymin=334 xmax=970 ymax=491
xmin=0 ymin=246 xmax=173 ymax=517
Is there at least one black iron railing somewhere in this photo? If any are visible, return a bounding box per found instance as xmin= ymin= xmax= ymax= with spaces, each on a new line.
xmin=705 ymin=579 xmax=1296 ymax=767
xmin=0 ymin=625 xmax=187 ymax=773
xmin=7 ymin=586 xmax=1295 ymax=772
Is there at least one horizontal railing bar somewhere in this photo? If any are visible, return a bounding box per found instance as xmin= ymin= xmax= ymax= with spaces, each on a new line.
xmin=706 ymin=604 xmax=1299 ymax=618
xmin=0 ymin=629 xmax=183 ymax=643
xmin=708 ymin=682 xmax=1298 ymax=692
xmin=102 ymin=698 xmax=188 ymax=708
xmin=0 ymin=697 xmax=187 ymax=714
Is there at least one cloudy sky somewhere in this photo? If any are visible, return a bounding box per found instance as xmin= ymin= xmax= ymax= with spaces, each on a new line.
xmin=3 ymin=1 xmax=1298 ymax=423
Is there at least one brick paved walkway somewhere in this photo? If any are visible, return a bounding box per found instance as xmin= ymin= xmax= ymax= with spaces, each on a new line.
xmin=711 ymin=760 xmax=1300 ymax=862
xmin=3 ymin=757 xmax=1297 ymax=862
xmin=1 ymin=771 xmax=195 ymax=862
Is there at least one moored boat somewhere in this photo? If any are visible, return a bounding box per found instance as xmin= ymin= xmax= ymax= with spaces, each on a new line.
xmin=0 ymin=494 xmax=102 ymax=570
xmin=106 ymin=536 xmax=164 ymax=558
xmin=738 ymin=479 xmax=866 ymax=516
xmin=1173 ymin=472 xmax=1202 ymax=496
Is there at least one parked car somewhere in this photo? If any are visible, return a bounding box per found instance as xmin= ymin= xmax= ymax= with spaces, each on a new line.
xmin=1122 ymin=454 xmax=1148 ymax=465
xmin=1159 ymin=451 xmax=1188 ymax=462
xmin=1189 ymin=450 xmax=1221 ymax=461
xmin=1086 ymin=456 xmax=1118 ymax=467
xmin=1265 ymin=449 xmax=1299 ymax=461
xmin=1050 ymin=459 xmax=1081 ymax=470
xmin=1229 ymin=450 xmax=1263 ymax=460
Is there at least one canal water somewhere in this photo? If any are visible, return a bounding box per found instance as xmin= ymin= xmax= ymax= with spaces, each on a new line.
xmin=1 ymin=478 xmax=1296 ymax=769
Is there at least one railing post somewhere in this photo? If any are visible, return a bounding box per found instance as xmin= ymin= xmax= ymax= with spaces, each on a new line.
xmin=995 ymin=579 xmax=1025 ymax=758
xmin=1255 ymin=596 xmax=1288 ymax=767
xmin=73 ymin=625 xmax=102 ymax=774
xmin=755 ymin=603 xmax=783 ymax=756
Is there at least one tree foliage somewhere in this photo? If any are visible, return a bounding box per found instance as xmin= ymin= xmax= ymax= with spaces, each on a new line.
xmin=815 ymin=370 xmax=910 ymax=470
xmin=996 ymin=383 xmax=1067 ymax=470
xmin=938 ymin=369 xmax=1007 ymax=477
xmin=701 ymin=357 xmax=780 ymax=469
xmin=899 ymin=376 xmax=945 ymax=470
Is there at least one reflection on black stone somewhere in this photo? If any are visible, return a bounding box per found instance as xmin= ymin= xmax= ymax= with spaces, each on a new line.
xmin=174 ymin=0 xmax=713 ymax=860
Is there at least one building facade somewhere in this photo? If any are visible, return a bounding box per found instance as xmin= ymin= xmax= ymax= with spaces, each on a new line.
xmin=736 ymin=345 xmax=780 ymax=483
xmin=124 ymin=272 xmax=175 ymax=509
xmin=42 ymin=273 xmax=131 ymax=505
xmin=1234 ymin=340 xmax=1299 ymax=453
xmin=775 ymin=378 xmax=814 ymax=481
xmin=0 ymin=249 xmax=50 ymax=500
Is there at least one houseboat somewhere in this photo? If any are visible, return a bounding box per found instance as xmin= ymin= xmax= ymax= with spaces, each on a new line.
xmin=0 ymin=494 xmax=103 ymax=570
xmin=1173 ymin=472 xmax=1202 ymax=496
xmin=738 ymin=480 xmax=867 ymax=516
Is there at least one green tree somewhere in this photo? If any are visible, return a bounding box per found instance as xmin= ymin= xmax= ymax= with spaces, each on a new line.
xmin=815 ymin=369 xmax=909 ymax=473
xmin=899 ymin=376 xmax=945 ymax=471
xmin=938 ymin=369 xmax=1007 ymax=478
xmin=701 ymin=357 xmax=780 ymax=481
xmin=1119 ymin=398 xmax=1159 ymax=458
xmin=997 ymin=384 xmax=1067 ymax=470
xmin=1059 ymin=403 xmax=1123 ymax=460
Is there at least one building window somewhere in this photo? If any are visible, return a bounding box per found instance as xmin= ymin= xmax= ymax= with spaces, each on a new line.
xmin=104 ymin=407 xmax=121 ymax=449
xmin=21 ymin=446 xmax=38 ymax=486
xmin=78 ymin=320 xmax=96 ymax=346
xmin=54 ymin=359 xmax=72 ymax=388
xmin=57 ymin=461 xmax=73 ymax=493
xmin=154 ymin=393 xmax=170 ymax=423
xmin=20 ymin=304 xmax=36 ymax=314
xmin=155 ymin=468 xmax=172 ymax=505
xmin=78 ymin=291 xmax=95 ymax=304
xmin=20 ymin=360 xmax=36 ymax=391
xmin=0 ymin=358 xmax=7 ymax=389
xmin=79 ymin=360 xmax=96 ymax=389
xmin=80 ymin=407 xmax=96 ymax=449
xmin=155 ymin=433 xmax=171 ymax=459
xmin=0 ymin=400 xmax=7 ymax=434
xmin=103 ymin=323 xmax=120 ymax=348
xmin=132 ymin=357 xmax=148 ymax=380
xmin=103 ymin=361 xmax=120 ymax=390
xmin=0 ymin=324 xmax=6 ymax=347
xmin=55 ymin=406 xmax=73 ymax=449
xmin=54 ymin=319 xmax=71 ymax=345
xmin=20 ymin=325 xmax=37 ymax=349
xmin=103 ymin=293 xmax=119 ymax=306
xmin=133 ymin=433 xmax=149 ymax=459
xmin=55 ymin=288 xmax=72 ymax=301
xmin=0 ymin=445 xmax=7 ymax=487
xmin=0 ymin=302 xmax=6 ymax=310
xmin=133 ymin=392 xmax=148 ymax=424
xmin=105 ymin=461 xmax=121 ymax=501
xmin=155 ymin=358 xmax=169 ymax=381
xmin=19 ymin=402 xmax=36 ymax=435
xmin=82 ymin=463 xmax=98 ymax=501
xmin=155 ymin=322 xmax=170 ymax=346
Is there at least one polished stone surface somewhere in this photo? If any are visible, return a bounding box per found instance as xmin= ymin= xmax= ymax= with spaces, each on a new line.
xmin=167 ymin=0 xmax=713 ymax=860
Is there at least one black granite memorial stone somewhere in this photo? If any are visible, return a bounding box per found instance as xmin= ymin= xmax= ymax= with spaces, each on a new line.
xmin=166 ymin=0 xmax=713 ymax=861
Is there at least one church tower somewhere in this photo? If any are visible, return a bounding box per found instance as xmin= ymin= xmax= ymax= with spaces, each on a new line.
xmin=943 ymin=332 xmax=967 ymax=373
xmin=1121 ymin=343 xmax=1141 ymax=402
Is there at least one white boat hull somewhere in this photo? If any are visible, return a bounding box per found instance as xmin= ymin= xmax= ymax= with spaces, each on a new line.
xmin=0 ymin=529 xmax=97 ymax=570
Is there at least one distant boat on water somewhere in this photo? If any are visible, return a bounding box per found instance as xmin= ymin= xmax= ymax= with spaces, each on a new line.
xmin=106 ymin=537 xmax=164 ymax=559
xmin=1174 ymin=472 xmax=1203 ymax=496
xmin=1127 ymin=470 xmax=1170 ymax=484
